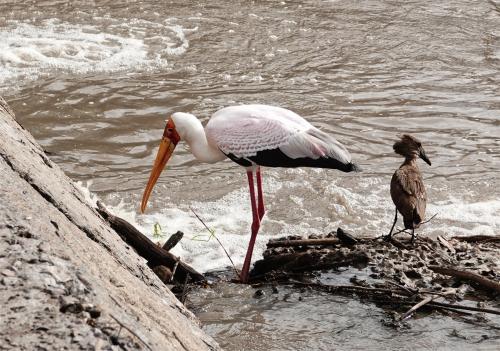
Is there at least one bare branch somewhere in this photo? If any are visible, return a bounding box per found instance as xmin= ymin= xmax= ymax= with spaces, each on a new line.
xmin=190 ymin=207 xmax=240 ymax=278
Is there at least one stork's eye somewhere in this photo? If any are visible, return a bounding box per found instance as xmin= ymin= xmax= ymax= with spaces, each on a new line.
xmin=167 ymin=128 xmax=174 ymax=133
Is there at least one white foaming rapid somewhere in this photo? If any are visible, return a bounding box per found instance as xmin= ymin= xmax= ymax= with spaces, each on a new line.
xmin=76 ymin=180 xmax=283 ymax=272
xmin=427 ymin=200 xmax=500 ymax=237
xmin=76 ymin=172 xmax=500 ymax=274
xmin=0 ymin=18 xmax=196 ymax=90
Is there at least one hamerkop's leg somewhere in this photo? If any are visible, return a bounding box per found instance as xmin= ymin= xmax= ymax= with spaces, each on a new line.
xmin=384 ymin=207 xmax=398 ymax=241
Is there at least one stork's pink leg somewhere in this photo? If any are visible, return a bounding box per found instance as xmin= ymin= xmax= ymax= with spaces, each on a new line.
xmin=240 ymin=170 xmax=260 ymax=283
xmin=256 ymin=167 xmax=266 ymax=220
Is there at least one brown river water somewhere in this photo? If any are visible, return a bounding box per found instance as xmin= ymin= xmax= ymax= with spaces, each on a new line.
xmin=1 ymin=0 xmax=499 ymax=349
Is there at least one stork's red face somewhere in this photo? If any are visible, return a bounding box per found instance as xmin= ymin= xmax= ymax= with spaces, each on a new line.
xmin=140 ymin=118 xmax=180 ymax=213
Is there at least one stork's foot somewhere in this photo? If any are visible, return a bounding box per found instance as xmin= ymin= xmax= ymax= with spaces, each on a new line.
xmin=231 ymin=275 xmax=248 ymax=284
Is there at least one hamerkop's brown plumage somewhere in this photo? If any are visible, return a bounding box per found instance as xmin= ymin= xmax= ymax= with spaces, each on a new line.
xmin=387 ymin=134 xmax=431 ymax=241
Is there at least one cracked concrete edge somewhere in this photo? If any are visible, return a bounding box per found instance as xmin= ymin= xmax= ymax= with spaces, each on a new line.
xmin=0 ymin=96 xmax=221 ymax=351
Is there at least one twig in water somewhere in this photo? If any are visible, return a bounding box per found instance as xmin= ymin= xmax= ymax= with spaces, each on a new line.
xmin=420 ymin=212 xmax=438 ymax=225
xmin=399 ymin=295 xmax=434 ymax=321
xmin=386 ymin=280 xmax=417 ymax=295
xmin=109 ymin=314 xmax=153 ymax=350
xmin=427 ymin=301 xmax=500 ymax=316
xmin=398 ymin=290 xmax=455 ymax=322
xmin=190 ymin=207 xmax=240 ymax=278
xmin=181 ymin=274 xmax=191 ymax=305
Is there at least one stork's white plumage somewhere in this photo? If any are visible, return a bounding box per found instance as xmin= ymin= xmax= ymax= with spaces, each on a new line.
xmin=141 ymin=104 xmax=359 ymax=283
xmin=207 ymin=105 xmax=351 ymax=163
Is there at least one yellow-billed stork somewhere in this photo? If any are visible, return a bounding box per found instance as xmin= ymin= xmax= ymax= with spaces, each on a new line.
xmin=140 ymin=104 xmax=360 ymax=283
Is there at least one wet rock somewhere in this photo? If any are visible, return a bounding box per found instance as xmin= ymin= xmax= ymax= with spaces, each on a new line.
xmin=38 ymin=242 xmax=51 ymax=253
xmin=326 ymin=231 xmax=336 ymax=238
xmin=336 ymin=228 xmax=358 ymax=245
xmin=1 ymin=277 xmax=21 ymax=286
xmin=450 ymin=329 xmax=468 ymax=340
xmin=404 ymin=269 xmax=422 ymax=279
xmin=82 ymin=304 xmax=101 ymax=319
xmin=350 ymin=276 xmax=369 ymax=287
xmin=1 ymin=268 xmax=16 ymax=277
xmin=254 ymin=289 xmax=265 ymax=298
xmin=16 ymin=228 xmax=34 ymax=239
xmin=60 ymin=296 xmax=84 ymax=314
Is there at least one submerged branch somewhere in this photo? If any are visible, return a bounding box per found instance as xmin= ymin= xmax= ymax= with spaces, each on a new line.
xmin=96 ymin=201 xmax=205 ymax=284
xmin=399 ymin=295 xmax=434 ymax=321
xmin=399 ymin=290 xmax=456 ymax=321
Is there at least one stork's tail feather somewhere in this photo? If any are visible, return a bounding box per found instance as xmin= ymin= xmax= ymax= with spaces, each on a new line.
xmin=349 ymin=162 xmax=362 ymax=172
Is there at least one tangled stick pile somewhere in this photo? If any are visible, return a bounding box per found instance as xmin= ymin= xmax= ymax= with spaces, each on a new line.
xmin=249 ymin=229 xmax=500 ymax=322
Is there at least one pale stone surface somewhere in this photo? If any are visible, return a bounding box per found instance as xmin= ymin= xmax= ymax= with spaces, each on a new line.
xmin=0 ymin=96 xmax=220 ymax=350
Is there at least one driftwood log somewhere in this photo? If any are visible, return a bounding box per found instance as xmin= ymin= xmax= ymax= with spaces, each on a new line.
xmin=266 ymin=238 xmax=343 ymax=248
xmin=336 ymin=227 xmax=360 ymax=245
xmin=163 ymin=231 xmax=184 ymax=251
xmin=152 ymin=265 xmax=173 ymax=283
xmin=253 ymin=248 xmax=369 ymax=277
xmin=451 ymin=235 xmax=500 ymax=243
xmin=96 ymin=201 xmax=205 ymax=284
xmin=429 ymin=266 xmax=500 ymax=294
xmin=267 ymin=229 xmax=371 ymax=249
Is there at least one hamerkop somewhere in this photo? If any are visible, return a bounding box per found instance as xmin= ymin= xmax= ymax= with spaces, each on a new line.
xmin=387 ymin=134 xmax=431 ymax=241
